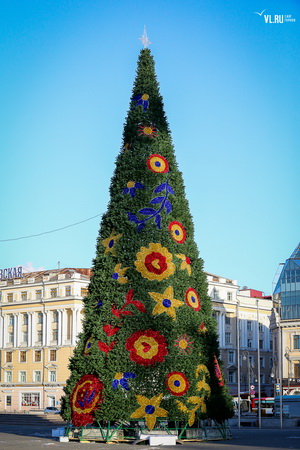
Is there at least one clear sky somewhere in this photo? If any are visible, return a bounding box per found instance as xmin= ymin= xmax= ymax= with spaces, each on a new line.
xmin=1 ymin=0 xmax=299 ymax=295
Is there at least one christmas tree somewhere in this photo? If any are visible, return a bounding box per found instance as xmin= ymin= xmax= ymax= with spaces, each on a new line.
xmin=61 ymin=43 xmax=233 ymax=431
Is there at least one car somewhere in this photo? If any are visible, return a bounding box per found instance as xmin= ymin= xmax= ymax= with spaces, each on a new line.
xmin=44 ymin=406 xmax=61 ymax=414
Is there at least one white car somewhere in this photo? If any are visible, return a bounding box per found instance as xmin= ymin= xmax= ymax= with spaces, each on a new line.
xmin=44 ymin=406 xmax=61 ymax=414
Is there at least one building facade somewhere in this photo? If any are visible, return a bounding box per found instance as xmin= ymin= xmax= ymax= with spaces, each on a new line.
xmin=207 ymin=273 xmax=273 ymax=397
xmin=270 ymin=243 xmax=300 ymax=395
xmin=0 ymin=268 xmax=91 ymax=412
xmin=0 ymin=265 xmax=275 ymax=411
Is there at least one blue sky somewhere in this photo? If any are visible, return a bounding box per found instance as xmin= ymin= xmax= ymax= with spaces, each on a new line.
xmin=1 ymin=0 xmax=299 ymax=295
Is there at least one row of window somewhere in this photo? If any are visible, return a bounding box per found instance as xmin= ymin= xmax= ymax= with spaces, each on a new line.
xmin=8 ymin=311 xmax=59 ymax=326
xmin=211 ymin=289 xmax=234 ymax=301
xmin=224 ymin=332 xmax=265 ymax=349
xmin=6 ymin=329 xmax=59 ymax=345
xmin=214 ymin=314 xmax=266 ymax=333
xmin=3 ymin=287 xmax=88 ymax=303
xmin=5 ymin=370 xmax=57 ymax=383
xmin=5 ymin=349 xmax=57 ymax=363
xmin=227 ymin=350 xmax=267 ymax=368
xmin=227 ymin=372 xmax=267 ymax=384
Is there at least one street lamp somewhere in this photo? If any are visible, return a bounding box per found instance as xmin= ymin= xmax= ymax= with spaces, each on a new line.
xmin=242 ymin=350 xmax=251 ymax=402
xmin=284 ymin=347 xmax=292 ymax=394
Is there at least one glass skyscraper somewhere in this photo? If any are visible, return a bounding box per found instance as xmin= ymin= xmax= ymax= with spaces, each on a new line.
xmin=274 ymin=243 xmax=300 ymax=320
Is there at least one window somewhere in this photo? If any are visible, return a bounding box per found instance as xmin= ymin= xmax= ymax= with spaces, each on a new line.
xmin=50 ymin=350 xmax=57 ymax=361
xmin=52 ymin=329 xmax=58 ymax=341
xmin=228 ymin=350 xmax=235 ymax=364
xmin=260 ymin=357 xmax=265 ymax=368
xmin=7 ymin=293 xmax=13 ymax=302
xmin=81 ymin=287 xmax=88 ymax=297
xmin=21 ymin=393 xmax=40 ymax=407
xmin=228 ymin=371 xmax=236 ymax=383
xmin=22 ymin=332 xmax=28 ymax=343
xmin=35 ymin=350 xmax=41 ymax=362
xmin=50 ymin=288 xmax=57 ymax=298
xmin=23 ymin=313 xmax=28 ymax=325
xmin=259 ymin=322 xmax=264 ymax=332
xmin=37 ymin=312 xmax=43 ymax=324
xmin=49 ymin=371 xmax=57 ymax=382
xmin=36 ymin=330 xmax=42 ymax=342
xmin=19 ymin=371 xmax=26 ymax=382
xmin=65 ymin=286 xmax=71 ymax=296
xmin=21 ymin=291 xmax=27 ymax=301
xmin=247 ymin=321 xmax=252 ymax=331
xmin=247 ymin=339 xmax=252 ymax=348
xmin=294 ymin=335 xmax=300 ymax=350
xmin=213 ymin=288 xmax=219 ymax=299
xmin=53 ymin=311 xmax=58 ymax=322
xmin=7 ymin=332 xmax=14 ymax=345
xmin=8 ymin=315 xmax=14 ymax=326
xmin=270 ymin=340 xmax=273 ymax=350
xmin=249 ymin=355 xmax=254 ymax=367
xmin=227 ymin=292 xmax=233 ymax=301
xmin=225 ymin=332 xmax=231 ymax=344
xmin=5 ymin=371 xmax=12 ymax=383
xmin=20 ymin=351 xmax=27 ymax=362
xmin=295 ymin=364 xmax=300 ymax=378
xmin=225 ymin=315 xmax=231 ymax=325
xmin=36 ymin=290 xmax=42 ymax=300
xmin=259 ymin=339 xmax=264 ymax=350
xmin=6 ymin=352 xmax=12 ymax=363
xmin=260 ymin=373 xmax=265 ymax=384
xmin=33 ymin=371 xmax=41 ymax=382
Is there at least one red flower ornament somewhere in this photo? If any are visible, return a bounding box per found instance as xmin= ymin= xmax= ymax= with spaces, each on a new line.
xmin=70 ymin=374 xmax=103 ymax=426
xmin=166 ymin=371 xmax=190 ymax=396
xmin=126 ymin=329 xmax=168 ymax=366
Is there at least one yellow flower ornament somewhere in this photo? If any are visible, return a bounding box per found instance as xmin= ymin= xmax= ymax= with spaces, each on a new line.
xmin=135 ymin=243 xmax=175 ymax=281
xmin=149 ymin=286 xmax=183 ymax=320
xmin=112 ymin=263 xmax=129 ymax=284
xmin=102 ymin=230 xmax=122 ymax=256
xmin=131 ymin=393 xmax=168 ymax=430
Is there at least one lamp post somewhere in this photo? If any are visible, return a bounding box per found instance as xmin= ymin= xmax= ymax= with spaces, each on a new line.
xmin=242 ymin=350 xmax=251 ymax=404
xmin=284 ymin=347 xmax=292 ymax=395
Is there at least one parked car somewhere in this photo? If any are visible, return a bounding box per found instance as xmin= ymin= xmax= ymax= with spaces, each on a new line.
xmin=44 ymin=406 xmax=61 ymax=414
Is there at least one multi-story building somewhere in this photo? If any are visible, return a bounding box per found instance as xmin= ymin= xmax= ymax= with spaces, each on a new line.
xmin=207 ymin=273 xmax=273 ymax=397
xmin=0 ymin=268 xmax=91 ymax=412
xmin=270 ymin=243 xmax=300 ymax=395
xmin=0 ymin=265 xmax=274 ymax=411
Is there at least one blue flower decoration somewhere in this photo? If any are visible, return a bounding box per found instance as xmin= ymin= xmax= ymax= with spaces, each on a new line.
xmin=112 ymin=372 xmax=136 ymax=391
xmin=123 ymin=181 xmax=145 ymax=197
xmin=132 ymin=93 xmax=149 ymax=111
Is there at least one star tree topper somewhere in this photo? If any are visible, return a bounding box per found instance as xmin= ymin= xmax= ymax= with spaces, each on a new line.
xmin=139 ymin=26 xmax=151 ymax=48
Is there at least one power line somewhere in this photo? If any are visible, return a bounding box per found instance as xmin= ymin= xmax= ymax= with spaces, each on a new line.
xmin=0 ymin=214 xmax=101 ymax=242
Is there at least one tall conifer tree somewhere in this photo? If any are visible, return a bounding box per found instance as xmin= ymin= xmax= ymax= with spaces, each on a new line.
xmin=61 ymin=47 xmax=233 ymax=430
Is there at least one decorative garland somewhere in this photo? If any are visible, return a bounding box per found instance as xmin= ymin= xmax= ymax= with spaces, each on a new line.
xmin=174 ymin=334 xmax=194 ymax=355
xmin=123 ymin=181 xmax=145 ymax=197
xmin=149 ymin=286 xmax=183 ymax=320
xmin=137 ymin=123 xmax=158 ymax=138
xmin=130 ymin=393 xmax=167 ymax=430
xmin=126 ymin=329 xmax=168 ymax=366
xmin=70 ymin=374 xmax=103 ymax=426
xmin=185 ymin=288 xmax=201 ymax=311
xmin=112 ymin=372 xmax=136 ymax=391
xmin=111 ymin=263 xmax=129 ymax=284
xmin=168 ymin=221 xmax=186 ymax=244
xmin=135 ymin=243 xmax=175 ymax=281
xmin=128 ymin=180 xmax=174 ymax=232
xmin=147 ymin=154 xmax=169 ymax=173
xmin=102 ymin=230 xmax=122 ymax=256
xmin=166 ymin=371 xmax=190 ymax=396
